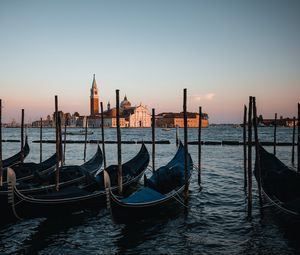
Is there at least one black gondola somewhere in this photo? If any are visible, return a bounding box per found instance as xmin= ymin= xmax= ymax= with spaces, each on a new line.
xmin=0 ymin=145 xmax=103 ymax=222
xmin=29 ymin=145 xmax=103 ymax=189
xmin=2 ymin=152 xmax=57 ymax=184
xmin=105 ymin=142 xmax=193 ymax=223
xmin=6 ymin=143 xmax=149 ymax=220
xmin=254 ymin=145 xmax=300 ymax=220
xmin=2 ymin=139 xmax=30 ymax=168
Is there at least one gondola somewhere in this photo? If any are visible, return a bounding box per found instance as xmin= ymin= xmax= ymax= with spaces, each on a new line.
xmin=1 ymin=152 xmax=57 ymax=185
xmin=6 ymin=143 xmax=149 ymax=220
xmin=105 ymin=142 xmax=193 ymax=223
xmin=1 ymin=145 xmax=102 ymax=195
xmin=2 ymin=139 xmax=30 ymax=168
xmin=0 ymin=145 xmax=103 ymax=220
xmin=254 ymin=145 xmax=300 ymax=221
xmin=28 ymin=144 xmax=103 ymax=189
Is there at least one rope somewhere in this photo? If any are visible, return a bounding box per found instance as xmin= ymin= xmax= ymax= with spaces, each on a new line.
xmin=170 ymin=191 xmax=189 ymax=209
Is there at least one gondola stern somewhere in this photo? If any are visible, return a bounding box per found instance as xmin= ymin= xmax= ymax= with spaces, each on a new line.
xmin=7 ymin=167 xmax=16 ymax=188
xmin=104 ymin=170 xmax=112 ymax=210
xmin=7 ymin=168 xmax=23 ymax=220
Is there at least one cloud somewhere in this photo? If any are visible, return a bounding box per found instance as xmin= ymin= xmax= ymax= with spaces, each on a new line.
xmin=204 ymin=93 xmax=215 ymax=100
xmin=192 ymin=93 xmax=215 ymax=101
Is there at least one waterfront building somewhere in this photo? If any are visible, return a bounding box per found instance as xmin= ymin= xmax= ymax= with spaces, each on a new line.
xmin=122 ymin=104 xmax=151 ymax=128
xmin=98 ymin=96 xmax=151 ymax=128
xmin=31 ymin=115 xmax=53 ymax=128
xmin=260 ymin=116 xmax=298 ymax=127
xmin=156 ymin=112 xmax=209 ymax=128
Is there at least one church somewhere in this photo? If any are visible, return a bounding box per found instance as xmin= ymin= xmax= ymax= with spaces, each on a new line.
xmin=88 ymin=75 xmax=151 ymax=128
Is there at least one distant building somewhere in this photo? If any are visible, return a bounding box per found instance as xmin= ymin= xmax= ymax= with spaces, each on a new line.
xmin=260 ymin=116 xmax=298 ymax=127
xmin=90 ymin=74 xmax=99 ymax=116
xmin=285 ymin=118 xmax=298 ymax=127
xmin=98 ymin=96 xmax=151 ymax=128
xmin=122 ymin=104 xmax=152 ymax=128
xmin=156 ymin=112 xmax=209 ymax=128
xmin=31 ymin=115 xmax=53 ymax=127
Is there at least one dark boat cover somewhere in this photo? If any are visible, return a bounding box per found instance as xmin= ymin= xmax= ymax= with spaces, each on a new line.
xmin=255 ymin=145 xmax=300 ymax=215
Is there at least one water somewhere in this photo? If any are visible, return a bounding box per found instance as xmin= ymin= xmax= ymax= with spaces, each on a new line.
xmin=0 ymin=126 xmax=299 ymax=254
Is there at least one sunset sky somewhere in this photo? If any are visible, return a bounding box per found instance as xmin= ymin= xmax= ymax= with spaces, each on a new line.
xmin=0 ymin=0 xmax=299 ymax=124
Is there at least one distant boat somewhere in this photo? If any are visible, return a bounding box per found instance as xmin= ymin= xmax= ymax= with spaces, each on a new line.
xmin=258 ymin=123 xmax=266 ymax=127
xmin=162 ymin=128 xmax=171 ymax=131
xmin=62 ymin=129 xmax=94 ymax=135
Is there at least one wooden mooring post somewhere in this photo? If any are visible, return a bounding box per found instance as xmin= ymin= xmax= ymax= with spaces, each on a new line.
xmin=298 ymin=103 xmax=300 ymax=173
xmin=55 ymin=96 xmax=60 ymax=191
xmin=116 ymin=90 xmax=122 ymax=194
xmin=83 ymin=116 xmax=88 ymax=162
xmin=183 ymin=88 xmax=189 ymax=205
xmin=176 ymin=125 xmax=179 ymax=147
xmin=40 ymin=117 xmax=43 ymax=163
xmin=198 ymin=106 xmax=202 ymax=187
xmin=0 ymin=99 xmax=2 ymax=186
xmin=292 ymin=116 xmax=296 ymax=165
xmin=274 ymin=113 xmax=277 ymax=155
xmin=21 ymin=109 xmax=24 ymax=163
xmin=100 ymin=102 xmax=106 ymax=169
xmin=58 ymin=114 xmax=63 ymax=167
xmin=152 ymin=108 xmax=155 ymax=172
xmin=63 ymin=121 xmax=67 ymax=165
xmin=243 ymin=105 xmax=247 ymax=188
xmin=247 ymin=96 xmax=253 ymax=218
xmin=252 ymin=97 xmax=262 ymax=204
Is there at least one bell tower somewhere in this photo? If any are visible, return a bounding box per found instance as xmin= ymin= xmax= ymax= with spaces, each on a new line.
xmin=90 ymin=74 xmax=99 ymax=116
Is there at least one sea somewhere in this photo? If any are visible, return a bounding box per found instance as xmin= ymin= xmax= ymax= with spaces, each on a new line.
xmin=0 ymin=126 xmax=299 ymax=255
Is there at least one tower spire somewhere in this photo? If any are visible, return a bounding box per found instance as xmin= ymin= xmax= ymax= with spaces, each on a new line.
xmin=92 ymin=74 xmax=97 ymax=89
xmin=90 ymin=74 xmax=99 ymax=116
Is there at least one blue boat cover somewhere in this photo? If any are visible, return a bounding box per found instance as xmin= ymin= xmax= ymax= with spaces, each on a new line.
xmin=121 ymin=142 xmax=193 ymax=204
xmin=122 ymin=187 xmax=166 ymax=203
xmin=146 ymin=143 xmax=192 ymax=194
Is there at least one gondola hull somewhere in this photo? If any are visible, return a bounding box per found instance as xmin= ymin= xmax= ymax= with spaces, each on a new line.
xmin=255 ymin=145 xmax=300 ymax=222
xmin=109 ymin=180 xmax=189 ymax=223
xmin=261 ymin=189 xmax=300 ymax=223
xmin=2 ymin=139 xmax=30 ymax=168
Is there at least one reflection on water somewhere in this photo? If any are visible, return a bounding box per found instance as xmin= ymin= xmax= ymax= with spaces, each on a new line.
xmin=0 ymin=126 xmax=299 ymax=254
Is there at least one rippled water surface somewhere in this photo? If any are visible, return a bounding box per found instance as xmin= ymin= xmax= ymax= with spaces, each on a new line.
xmin=0 ymin=126 xmax=299 ymax=254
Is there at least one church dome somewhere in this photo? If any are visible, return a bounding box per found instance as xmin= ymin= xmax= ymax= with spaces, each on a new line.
xmin=120 ymin=95 xmax=131 ymax=109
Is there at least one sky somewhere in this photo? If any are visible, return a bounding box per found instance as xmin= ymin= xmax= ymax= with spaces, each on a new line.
xmin=0 ymin=0 xmax=299 ymax=124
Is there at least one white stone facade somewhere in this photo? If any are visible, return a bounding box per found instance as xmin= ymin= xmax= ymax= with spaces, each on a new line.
xmin=126 ymin=105 xmax=151 ymax=128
